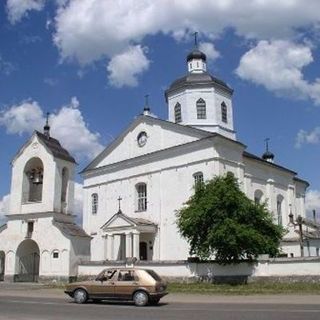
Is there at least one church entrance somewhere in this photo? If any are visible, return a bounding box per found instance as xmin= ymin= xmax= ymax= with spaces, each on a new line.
xmin=0 ymin=251 xmax=5 ymax=281
xmin=139 ymin=242 xmax=148 ymax=260
xmin=15 ymin=240 xmax=40 ymax=282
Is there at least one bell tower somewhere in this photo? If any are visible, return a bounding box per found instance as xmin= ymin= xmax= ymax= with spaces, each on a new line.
xmin=9 ymin=116 xmax=76 ymax=216
xmin=165 ymin=34 xmax=236 ymax=140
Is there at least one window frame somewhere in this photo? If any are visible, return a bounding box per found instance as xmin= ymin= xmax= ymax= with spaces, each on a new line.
xmin=193 ymin=171 xmax=204 ymax=188
xmin=174 ymin=103 xmax=182 ymax=123
xmin=91 ymin=193 xmax=98 ymax=215
xmin=136 ymin=183 xmax=147 ymax=212
xmin=196 ymin=98 xmax=206 ymax=119
xmin=221 ymin=102 xmax=228 ymax=123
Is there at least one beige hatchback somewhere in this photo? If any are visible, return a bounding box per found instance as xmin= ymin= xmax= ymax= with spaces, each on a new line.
xmin=65 ymin=268 xmax=168 ymax=306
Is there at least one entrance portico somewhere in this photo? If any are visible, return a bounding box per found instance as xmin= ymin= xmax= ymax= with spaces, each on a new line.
xmin=101 ymin=211 xmax=157 ymax=261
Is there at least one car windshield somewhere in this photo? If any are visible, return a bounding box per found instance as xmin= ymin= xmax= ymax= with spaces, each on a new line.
xmin=145 ymin=269 xmax=162 ymax=281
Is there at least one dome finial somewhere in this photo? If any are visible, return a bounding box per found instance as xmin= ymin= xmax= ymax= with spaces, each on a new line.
xmin=262 ymin=138 xmax=275 ymax=163
xmin=193 ymin=31 xmax=198 ymax=48
xmin=43 ymin=112 xmax=50 ymax=139
xmin=143 ymin=94 xmax=151 ymax=115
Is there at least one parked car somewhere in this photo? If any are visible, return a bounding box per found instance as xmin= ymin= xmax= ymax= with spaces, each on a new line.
xmin=65 ymin=268 xmax=168 ymax=306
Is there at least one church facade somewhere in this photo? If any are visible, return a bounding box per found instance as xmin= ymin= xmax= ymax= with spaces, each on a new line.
xmin=80 ymin=46 xmax=317 ymax=264
xmin=1 ymin=44 xmax=319 ymax=282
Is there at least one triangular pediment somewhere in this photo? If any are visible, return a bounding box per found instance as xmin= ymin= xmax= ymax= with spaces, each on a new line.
xmin=82 ymin=115 xmax=212 ymax=172
xmin=101 ymin=212 xmax=136 ymax=231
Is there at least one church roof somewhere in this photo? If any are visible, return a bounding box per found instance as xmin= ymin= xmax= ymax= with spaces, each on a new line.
xmin=53 ymin=220 xmax=91 ymax=238
xmin=101 ymin=210 xmax=156 ymax=231
xmin=165 ymin=72 xmax=233 ymax=100
xmin=35 ymin=131 xmax=76 ymax=163
xmin=243 ymin=151 xmax=297 ymax=175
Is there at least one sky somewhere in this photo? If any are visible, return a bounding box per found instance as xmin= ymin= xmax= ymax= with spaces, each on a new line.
xmin=1 ymin=0 xmax=320 ymax=223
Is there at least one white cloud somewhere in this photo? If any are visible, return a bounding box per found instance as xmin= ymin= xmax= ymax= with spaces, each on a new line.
xmin=236 ymin=40 xmax=320 ymax=104
xmin=305 ymin=190 xmax=320 ymax=220
xmin=107 ymin=46 xmax=150 ymax=88
xmin=0 ymin=100 xmax=43 ymax=135
xmin=199 ymin=42 xmax=220 ymax=61
xmin=0 ymin=194 xmax=10 ymax=224
xmin=295 ymin=127 xmax=320 ymax=148
xmin=0 ymin=97 xmax=103 ymax=160
xmin=6 ymin=0 xmax=45 ymax=24
xmin=51 ymin=0 xmax=320 ymax=87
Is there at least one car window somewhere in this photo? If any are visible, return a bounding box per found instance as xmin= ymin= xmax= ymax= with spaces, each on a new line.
xmin=145 ymin=269 xmax=162 ymax=281
xmin=117 ymin=270 xmax=137 ymax=281
xmin=97 ymin=269 xmax=116 ymax=281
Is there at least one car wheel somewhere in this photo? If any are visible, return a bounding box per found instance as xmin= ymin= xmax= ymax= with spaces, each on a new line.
xmin=73 ymin=289 xmax=88 ymax=304
xmin=133 ymin=290 xmax=149 ymax=306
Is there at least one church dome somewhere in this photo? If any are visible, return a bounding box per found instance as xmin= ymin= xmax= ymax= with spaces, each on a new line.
xmin=186 ymin=49 xmax=207 ymax=62
xmin=165 ymin=72 xmax=233 ymax=100
xmin=262 ymin=150 xmax=275 ymax=162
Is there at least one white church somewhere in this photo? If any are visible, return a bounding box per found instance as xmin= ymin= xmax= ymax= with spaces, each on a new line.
xmin=1 ymin=43 xmax=319 ymax=282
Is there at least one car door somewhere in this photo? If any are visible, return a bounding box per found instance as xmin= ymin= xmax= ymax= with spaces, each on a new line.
xmin=90 ymin=269 xmax=117 ymax=299
xmin=113 ymin=270 xmax=139 ymax=300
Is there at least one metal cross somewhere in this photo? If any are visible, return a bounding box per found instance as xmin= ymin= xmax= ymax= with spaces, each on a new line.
xmin=193 ymin=31 xmax=198 ymax=48
xmin=144 ymin=94 xmax=149 ymax=107
xmin=117 ymin=196 xmax=122 ymax=212
xmin=264 ymin=138 xmax=270 ymax=152
xmin=45 ymin=112 xmax=50 ymax=125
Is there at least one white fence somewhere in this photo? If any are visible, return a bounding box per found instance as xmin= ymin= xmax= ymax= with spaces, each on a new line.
xmin=78 ymin=257 xmax=320 ymax=280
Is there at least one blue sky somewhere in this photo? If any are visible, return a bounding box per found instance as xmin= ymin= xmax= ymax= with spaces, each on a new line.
xmin=1 ymin=0 xmax=320 ymax=220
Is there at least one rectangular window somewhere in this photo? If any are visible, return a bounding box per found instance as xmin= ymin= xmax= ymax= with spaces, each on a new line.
xmin=27 ymin=221 xmax=34 ymax=238
xmin=197 ymin=105 xmax=206 ymax=119
xmin=137 ymin=184 xmax=147 ymax=211
xmin=53 ymin=252 xmax=59 ymax=259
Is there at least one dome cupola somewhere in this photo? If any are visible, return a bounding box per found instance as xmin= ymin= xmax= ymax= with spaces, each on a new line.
xmin=187 ymin=32 xmax=207 ymax=74
xmin=262 ymin=138 xmax=275 ymax=163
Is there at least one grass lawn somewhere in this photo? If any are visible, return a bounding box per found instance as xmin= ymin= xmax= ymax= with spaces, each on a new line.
xmin=168 ymin=282 xmax=320 ymax=295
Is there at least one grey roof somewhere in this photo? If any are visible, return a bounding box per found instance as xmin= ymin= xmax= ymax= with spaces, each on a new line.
xmin=36 ymin=131 xmax=76 ymax=163
xmin=53 ymin=221 xmax=91 ymax=238
xmin=165 ymin=72 xmax=233 ymax=100
xmin=243 ymin=151 xmax=297 ymax=175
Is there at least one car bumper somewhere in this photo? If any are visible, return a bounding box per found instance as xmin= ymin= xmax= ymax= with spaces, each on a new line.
xmin=149 ymin=291 xmax=168 ymax=299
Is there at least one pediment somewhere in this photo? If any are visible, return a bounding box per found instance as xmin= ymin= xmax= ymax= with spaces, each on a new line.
xmin=82 ymin=115 xmax=212 ymax=173
xmin=101 ymin=212 xmax=135 ymax=231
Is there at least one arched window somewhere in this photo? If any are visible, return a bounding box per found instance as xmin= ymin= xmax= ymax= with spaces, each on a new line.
xmin=276 ymin=195 xmax=284 ymax=225
xmin=136 ymin=183 xmax=147 ymax=211
xmin=221 ymin=102 xmax=228 ymax=123
xmin=193 ymin=172 xmax=204 ymax=187
xmin=254 ymin=190 xmax=263 ymax=204
xmin=23 ymin=157 xmax=44 ymax=203
xmin=196 ymin=98 xmax=206 ymax=119
xmin=91 ymin=193 xmax=98 ymax=215
xmin=174 ymin=103 xmax=182 ymax=123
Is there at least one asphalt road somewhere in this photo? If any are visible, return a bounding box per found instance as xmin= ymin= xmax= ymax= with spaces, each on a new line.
xmin=1 ymin=295 xmax=320 ymax=320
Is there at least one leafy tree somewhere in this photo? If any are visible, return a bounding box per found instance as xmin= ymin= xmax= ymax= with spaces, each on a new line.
xmin=176 ymin=172 xmax=284 ymax=264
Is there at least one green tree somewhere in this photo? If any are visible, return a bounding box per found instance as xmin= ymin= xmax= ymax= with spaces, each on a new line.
xmin=176 ymin=172 xmax=284 ymax=264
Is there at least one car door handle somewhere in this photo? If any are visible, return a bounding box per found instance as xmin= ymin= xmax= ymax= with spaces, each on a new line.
xmin=133 ymin=282 xmax=138 ymax=285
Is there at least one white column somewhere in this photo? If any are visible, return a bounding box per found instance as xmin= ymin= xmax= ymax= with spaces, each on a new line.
xmin=107 ymin=234 xmax=114 ymax=260
xmin=125 ymin=232 xmax=133 ymax=258
xmin=153 ymin=228 xmax=160 ymax=260
xmin=103 ymin=235 xmax=108 ymax=260
xmin=133 ymin=232 xmax=140 ymax=259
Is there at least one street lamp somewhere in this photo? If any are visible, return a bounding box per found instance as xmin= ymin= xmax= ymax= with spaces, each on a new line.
xmin=288 ymin=212 xmax=304 ymax=257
